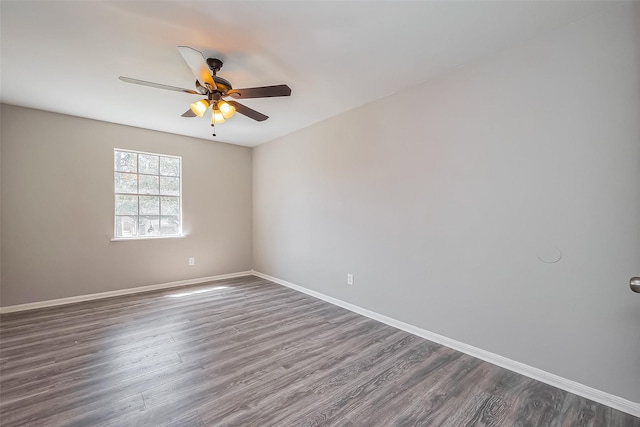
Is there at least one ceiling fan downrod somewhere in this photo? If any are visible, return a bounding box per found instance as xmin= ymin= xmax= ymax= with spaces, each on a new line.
xmin=206 ymin=58 xmax=223 ymax=75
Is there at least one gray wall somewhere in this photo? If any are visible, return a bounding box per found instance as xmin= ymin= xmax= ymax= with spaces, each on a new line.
xmin=1 ymin=105 xmax=252 ymax=306
xmin=253 ymin=4 xmax=640 ymax=402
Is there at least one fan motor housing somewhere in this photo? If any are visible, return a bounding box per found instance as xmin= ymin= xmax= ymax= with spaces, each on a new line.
xmin=213 ymin=76 xmax=232 ymax=93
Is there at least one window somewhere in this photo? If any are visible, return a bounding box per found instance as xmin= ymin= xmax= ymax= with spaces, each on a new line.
xmin=114 ymin=149 xmax=182 ymax=239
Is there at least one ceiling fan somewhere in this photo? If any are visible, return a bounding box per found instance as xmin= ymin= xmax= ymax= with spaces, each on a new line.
xmin=119 ymin=46 xmax=291 ymax=129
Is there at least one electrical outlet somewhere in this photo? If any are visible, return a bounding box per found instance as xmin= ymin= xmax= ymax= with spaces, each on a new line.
xmin=347 ymin=273 xmax=354 ymax=285
xmin=188 ymin=257 xmax=195 ymax=266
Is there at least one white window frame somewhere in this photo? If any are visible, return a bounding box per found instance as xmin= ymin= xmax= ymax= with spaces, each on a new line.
xmin=113 ymin=148 xmax=183 ymax=241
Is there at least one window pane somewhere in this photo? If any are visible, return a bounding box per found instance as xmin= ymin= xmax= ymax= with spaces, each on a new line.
xmin=160 ymin=216 xmax=180 ymax=235
xmin=114 ymin=172 xmax=137 ymax=194
xmin=161 ymin=196 xmax=180 ymax=216
xmin=139 ymin=175 xmax=159 ymax=195
xmin=139 ymin=216 xmax=160 ymax=236
xmin=115 ymin=151 xmax=137 ymax=173
xmin=139 ymin=154 xmax=159 ymax=175
xmin=139 ymin=196 xmax=159 ymax=215
xmin=115 ymin=215 xmax=138 ymax=237
xmin=115 ymin=195 xmax=138 ymax=215
xmin=114 ymin=150 xmax=181 ymax=239
xmin=160 ymin=176 xmax=180 ymax=196
xmin=160 ymin=157 xmax=180 ymax=177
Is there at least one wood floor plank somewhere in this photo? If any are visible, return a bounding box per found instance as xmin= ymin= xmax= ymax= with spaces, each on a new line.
xmin=178 ymin=331 xmax=410 ymax=426
xmin=206 ymin=334 xmax=421 ymax=426
xmin=168 ymin=411 xmax=207 ymax=427
xmin=283 ymin=343 xmax=469 ymax=426
xmin=555 ymin=393 xmax=610 ymax=427
xmin=0 ymin=277 xmax=267 ymax=334
xmin=1 ymin=344 xmax=182 ymax=401
xmin=144 ymin=317 xmax=393 ymax=415
xmin=1 ymin=275 xmax=638 ymax=427
xmin=2 ymin=359 xmax=207 ymax=426
xmin=500 ymin=380 xmax=567 ymax=426
xmin=340 ymin=353 xmax=489 ymax=425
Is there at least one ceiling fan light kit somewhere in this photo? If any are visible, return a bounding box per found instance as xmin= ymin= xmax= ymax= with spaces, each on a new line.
xmin=119 ymin=46 xmax=291 ymax=134
xmin=218 ymin=100 xmax=236 ymax=119
xmin=190 ymin=99 xmax=209 ymax=117
xmin=211 ymin=107 xmax=226 ymax=124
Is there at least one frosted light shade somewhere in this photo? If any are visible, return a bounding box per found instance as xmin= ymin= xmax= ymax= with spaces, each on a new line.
xmin=211 ymin=108 xmax=226 ymax=124
xmin=189 ymin=99 xmax=209 ymax=117
xmin=218 ymin=100 xmax=236 ymax=119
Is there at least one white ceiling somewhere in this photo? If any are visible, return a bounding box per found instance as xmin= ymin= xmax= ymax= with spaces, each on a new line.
xmin=0 ymin=1 xmax=616 ymax=147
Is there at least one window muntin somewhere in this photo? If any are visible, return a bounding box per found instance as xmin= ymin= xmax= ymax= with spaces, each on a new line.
xmin=114 ymin=149 xmax=182 ymax=239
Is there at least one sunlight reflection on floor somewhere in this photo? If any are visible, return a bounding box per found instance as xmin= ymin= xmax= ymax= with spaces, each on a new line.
xmin=165 ymin=286 xmax=230 ymax=298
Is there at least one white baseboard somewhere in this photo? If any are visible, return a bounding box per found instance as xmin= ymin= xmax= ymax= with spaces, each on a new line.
xmin=251 ymin=270 xmax=640 ymax=418
xmin=0 ymin=271 xmax=253 ymax=314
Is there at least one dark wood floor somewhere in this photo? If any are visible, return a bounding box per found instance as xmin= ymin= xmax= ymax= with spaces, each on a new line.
xmin=1 ymin=276 xmax=638 ymax=426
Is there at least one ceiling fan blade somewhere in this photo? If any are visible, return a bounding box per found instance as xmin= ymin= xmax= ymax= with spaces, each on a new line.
xmin=177 ymin=46 xmax=217 ymax=91
xmin=119 ymin=76 xmax=201 ymax=94
xmin=228 ymin=101 xmax=269 ymax=122
xmin=181 ymin=109 xmax=197 ymax=118
xmin=228 ymin=84 xmax=291 ymax=99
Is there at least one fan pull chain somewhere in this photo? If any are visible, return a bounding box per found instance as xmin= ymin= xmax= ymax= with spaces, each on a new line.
xmin=211 ymin=102 xmax=217 ymax=137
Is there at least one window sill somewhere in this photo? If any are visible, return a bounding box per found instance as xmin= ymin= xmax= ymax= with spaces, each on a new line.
xmin=111 ymin=235 xmax=186 ymax=242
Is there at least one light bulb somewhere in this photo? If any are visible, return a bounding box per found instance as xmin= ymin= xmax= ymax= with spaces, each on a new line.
xmin=189 ymin=99 xmax=209 ymax=117
xmin=218 ymin=100 xmax=236 ymax=119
